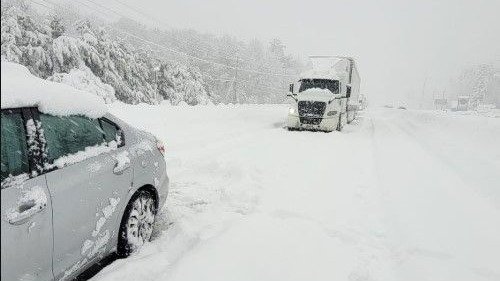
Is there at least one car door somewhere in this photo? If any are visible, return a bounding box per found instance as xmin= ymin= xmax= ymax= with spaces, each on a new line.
xmin=36 ymin=111 xmax=133 ymax=280
xmin=1 ymin=108 xmax=54 ymax=281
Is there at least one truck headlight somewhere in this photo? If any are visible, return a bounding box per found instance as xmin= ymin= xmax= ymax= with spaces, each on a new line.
xmin=289 ymin=108 xmax=296 ymax=114
xmin=327 ymin=110 xmax=337 ymax=116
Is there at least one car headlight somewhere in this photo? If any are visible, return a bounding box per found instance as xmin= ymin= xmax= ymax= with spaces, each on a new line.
xmin=289 ymin=107 xmax=296 ymax=114
xmin=327 ymin=110 xmax=337 ymax=116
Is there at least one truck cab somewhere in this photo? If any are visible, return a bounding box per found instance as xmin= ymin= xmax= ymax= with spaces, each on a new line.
xmin=286 ymin=56 xmax=360 ymax=132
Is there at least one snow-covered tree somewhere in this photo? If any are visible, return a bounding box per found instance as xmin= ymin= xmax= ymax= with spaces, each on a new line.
xmin=1 ymin=6 xmax=53 ymax=78
xmin=2 ymin=1 xmax=303 ymax=105
xmin=456 ymin=64 xmax=496 ymax=108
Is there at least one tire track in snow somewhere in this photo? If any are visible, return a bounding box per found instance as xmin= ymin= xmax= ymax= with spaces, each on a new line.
xmin=369 ymin=109 xmax=500 ymax=281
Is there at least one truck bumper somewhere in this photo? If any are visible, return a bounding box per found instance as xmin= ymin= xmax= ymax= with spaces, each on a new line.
xmin=287 ymin=115 xmax=336 ymax=132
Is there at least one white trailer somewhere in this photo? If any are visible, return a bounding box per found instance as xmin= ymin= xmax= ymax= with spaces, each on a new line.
xmin=286 ymin=56 xmax=361 ymax=132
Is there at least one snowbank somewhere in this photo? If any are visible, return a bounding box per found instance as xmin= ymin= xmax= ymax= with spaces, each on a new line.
xmin=1 ymin=61 xmax=107 ymax=118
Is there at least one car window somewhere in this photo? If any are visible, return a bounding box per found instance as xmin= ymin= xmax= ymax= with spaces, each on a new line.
xmin=39 ymin=114 xmax=105 ymax=162
xmin=100 ymin=118 xmax=121 ymax=144
xmin=1 ymin=111 xmax=29 ymax=181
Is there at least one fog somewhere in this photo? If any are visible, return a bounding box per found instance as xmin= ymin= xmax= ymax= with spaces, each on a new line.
xmin=80 ymin=0 xmax=500 ymax=107
xmin=2 ymin=1 xmax=500 ymax=280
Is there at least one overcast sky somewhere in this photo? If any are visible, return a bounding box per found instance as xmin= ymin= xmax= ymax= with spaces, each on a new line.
xmin=66 ymin=0 xmax=500 ymax=106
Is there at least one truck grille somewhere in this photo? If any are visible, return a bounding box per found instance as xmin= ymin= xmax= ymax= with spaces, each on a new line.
xmin=299 ymin=117 xmax=322 ymax=125
xmin=298 ymin=101 xmax=326 ymax=125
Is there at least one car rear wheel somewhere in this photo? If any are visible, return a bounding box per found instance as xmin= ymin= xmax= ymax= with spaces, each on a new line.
xmin=117 ymin=190 xmax=157 ymax=257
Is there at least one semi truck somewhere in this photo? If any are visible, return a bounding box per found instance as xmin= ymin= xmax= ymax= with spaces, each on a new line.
xmin=286 ymin=56 xmax=360 ymax=132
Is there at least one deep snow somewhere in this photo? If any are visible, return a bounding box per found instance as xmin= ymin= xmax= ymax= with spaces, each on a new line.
xmin=90 ymin=103 xmax=500 ymax=281
xmin=0 ymin=61 xmax=107 ymax=118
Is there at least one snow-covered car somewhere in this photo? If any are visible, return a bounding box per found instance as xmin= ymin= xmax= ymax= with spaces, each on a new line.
xmin=1 ymin=62 xmax=169 ymax=281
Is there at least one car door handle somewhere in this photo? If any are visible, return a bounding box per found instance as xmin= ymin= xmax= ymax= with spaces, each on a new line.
xmin=113 ymin=161 xmax=131 ymax=175
xmin=8 ymin=201 xmax=47 ymax=225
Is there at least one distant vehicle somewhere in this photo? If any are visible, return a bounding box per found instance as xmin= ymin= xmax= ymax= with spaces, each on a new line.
xmin=358 ymin=94 xmax=368 ymax=110
xmin=455 ymin=96 xmax=471 ymax=111
xmin=286 ymin=56 xmax=361 ymax=132
xmin=434 ymin=98 xmax=448 ymax=111
xmin=1 ymin=62 xmax=169 ymax=281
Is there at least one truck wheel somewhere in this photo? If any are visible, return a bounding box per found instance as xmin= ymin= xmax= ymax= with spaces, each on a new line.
xmin=347 ymin=111 xmax=356 ymax=124
xmin=336 ymin=114 xmax=343 ymax=131
xmin=117 ymin=190 xmax=157 ymax=257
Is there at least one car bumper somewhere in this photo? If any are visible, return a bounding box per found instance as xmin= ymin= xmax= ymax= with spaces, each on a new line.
xmin=157 ymin=171 xmax=169 ymax=209
xmin=287 ymin=115 xmax=336 ymax=132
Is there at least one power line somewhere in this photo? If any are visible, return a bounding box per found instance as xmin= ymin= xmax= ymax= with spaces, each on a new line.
xmin=82 ymin=0 xmax=122 ymax=17
xmin=29 ymin=0 xmax=291 ymax=95
xmin=75 ymin=0 xmax=296 ymax=77
xmin=84 ymin=0 xmax=248 ymax=63
xmin=110 ymin=0 xmax=221 ymax=55
xmin=38 ymin=0 xmax=220 ymax=68
xmin=84 ymin=0 xmax=294 ymax=75
xmin=28 ymin=0 xmax=53 ymax=10
xmin=110 ymin=0 xmax=257 ymax=62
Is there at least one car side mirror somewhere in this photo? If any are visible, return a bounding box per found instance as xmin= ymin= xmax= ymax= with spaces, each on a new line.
xmin=287 ymin=94 xmax=298 ymax=102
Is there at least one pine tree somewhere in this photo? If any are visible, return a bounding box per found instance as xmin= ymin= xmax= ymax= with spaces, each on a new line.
xmin=2 ymin=1 xmax=302 ymax=105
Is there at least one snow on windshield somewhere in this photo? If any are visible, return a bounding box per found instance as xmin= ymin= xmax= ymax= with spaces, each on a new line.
xmin=0 ymin=61 xmax=107 ymax=118
xmin=299 ymin=79 xmax=340 ymax=94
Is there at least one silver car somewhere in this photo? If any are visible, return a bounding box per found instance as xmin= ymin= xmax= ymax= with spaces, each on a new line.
xmin=1 ymin=106 xmax=169 ymax=281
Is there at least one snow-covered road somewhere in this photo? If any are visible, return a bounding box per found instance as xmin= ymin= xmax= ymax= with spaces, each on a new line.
xmin=92 ymin=104 xmax=500 ymax=281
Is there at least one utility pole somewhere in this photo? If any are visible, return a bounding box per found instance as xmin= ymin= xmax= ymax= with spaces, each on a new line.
xmin=232 ymin=57 xmax=245 ymax=104
xmin=233 ymin=63 xmax=238 ymax=104
xmin=154 ymin=66 xmax=160 ymax=102
xmin=420 ymin=74 xmax=428 ymax=109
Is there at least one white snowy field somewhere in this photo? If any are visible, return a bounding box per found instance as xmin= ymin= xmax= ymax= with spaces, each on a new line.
xmin=91 ymin=104 xmax=500 ymax=281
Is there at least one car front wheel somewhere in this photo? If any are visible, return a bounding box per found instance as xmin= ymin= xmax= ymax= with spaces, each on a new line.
xmin=117 ymin=190 xmax=157 ymax=257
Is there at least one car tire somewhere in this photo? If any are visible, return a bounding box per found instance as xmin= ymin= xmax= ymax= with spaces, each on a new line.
xmin=117 ymin=189 xmax=157 ymax=257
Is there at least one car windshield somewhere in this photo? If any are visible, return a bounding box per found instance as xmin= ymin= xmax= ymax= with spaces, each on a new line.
xmin=298 ymin=79 xmax=339 ymax=94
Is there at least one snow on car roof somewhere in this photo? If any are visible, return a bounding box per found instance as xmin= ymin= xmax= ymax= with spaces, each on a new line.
xmin=1 ymin=61 xmax=107 ymax=118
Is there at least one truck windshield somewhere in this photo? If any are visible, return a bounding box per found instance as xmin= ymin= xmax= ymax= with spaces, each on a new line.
xmin=298 ymin=79 xmax=339 ymax=94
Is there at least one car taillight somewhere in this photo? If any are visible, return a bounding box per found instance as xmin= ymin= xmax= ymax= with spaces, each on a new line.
xmin=156 ymin=139 xmax=166 ymax=156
